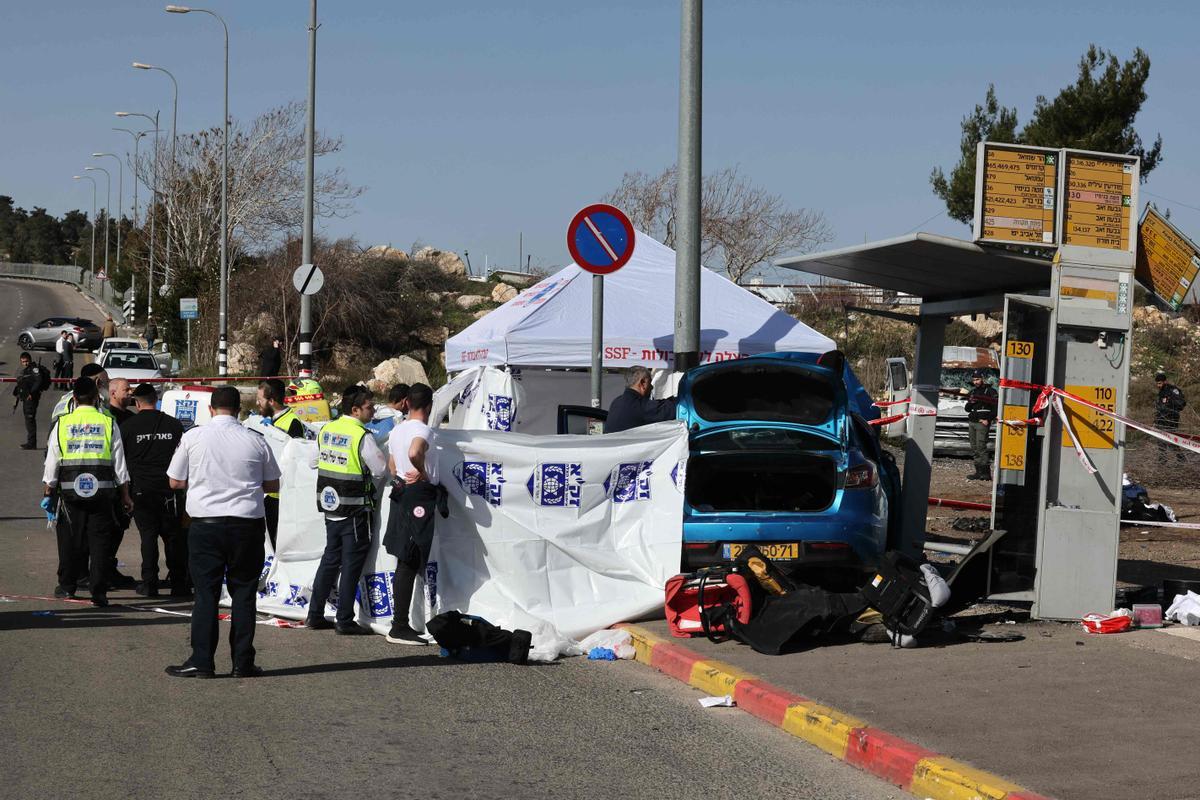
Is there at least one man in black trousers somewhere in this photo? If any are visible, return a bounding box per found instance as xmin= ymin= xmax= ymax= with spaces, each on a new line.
xmin=121 ymin=383 xmax=187 ymax=597
xmin=165 ymin=386 xmax=281 ymax=679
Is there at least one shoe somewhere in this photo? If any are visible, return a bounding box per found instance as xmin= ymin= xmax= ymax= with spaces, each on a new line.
xmin=20 ymin=443 xmax=35 ymax=450
xmin=305 ymin=616 xmax=334 ymax=630
xmin=91 ymin=594 xmax=110 ymax=608
xmin=385 ymin=626 xmax=427 ymax=646
xmin=53 ymin=586 xmax=76 ymax=599
xmin=231 ymin=664 xmax=264 ymax=678
xmin=165 ymin=663 xmax=215 ymax=679
xmin=112 ymin=573 xmax=138 ymax=590
xmin=136 ymin=582 xmax=160 ymax=598
xmin=335 ymin=623 xmax=372 ymax=636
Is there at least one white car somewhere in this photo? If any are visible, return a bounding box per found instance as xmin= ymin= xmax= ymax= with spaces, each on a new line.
xmin=96 ymin=337 xmax=147 ymax=358
xmin=98 ymin=349 xmax=163 ymax=382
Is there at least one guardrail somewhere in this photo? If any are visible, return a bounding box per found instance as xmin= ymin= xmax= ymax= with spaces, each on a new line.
xmin=0 ymin=262 xmax=128 ymax=324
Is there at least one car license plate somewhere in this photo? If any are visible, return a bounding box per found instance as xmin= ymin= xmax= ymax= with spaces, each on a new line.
xmin=722 ymin=543 xmax=800 ymax=560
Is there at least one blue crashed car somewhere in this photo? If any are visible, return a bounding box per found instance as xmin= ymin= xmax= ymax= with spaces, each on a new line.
xmin=676 ymin=351 xmax=900 ymax=585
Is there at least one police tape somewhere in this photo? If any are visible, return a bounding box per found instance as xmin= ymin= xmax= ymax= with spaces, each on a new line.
xmin=0 ymin=374 xmax=300 ymax=385
xmin=998 ymin=378 xmax=1200 ymax=467
xmin=868 ymin=401 xmax=938 ymax=427
xmin=1121 ymin=519 xmax=1200 ymax=531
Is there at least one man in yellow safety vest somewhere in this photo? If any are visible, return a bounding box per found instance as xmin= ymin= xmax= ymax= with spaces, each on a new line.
xmin=43 ymin=377 xmax=133 ymax=606
xmin=255 ymin=378 xmax=306 ymax=549
xmin=307 ymin=385 xmax=387 ymax=635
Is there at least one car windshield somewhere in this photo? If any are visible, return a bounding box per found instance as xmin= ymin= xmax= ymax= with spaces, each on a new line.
xmin=107 ymin=353 xmax=156 ymax=370
xmin=942 ymin=367 xmax=999 ymax=390
xmin=689 ymin=364 xmax=836 ymax=425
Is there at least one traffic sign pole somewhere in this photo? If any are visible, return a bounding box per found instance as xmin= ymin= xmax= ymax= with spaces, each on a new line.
xmin=591 ymin=274 xmax=604 ymax=408
xmin=566 ymin=203 xmax=636 ymax=413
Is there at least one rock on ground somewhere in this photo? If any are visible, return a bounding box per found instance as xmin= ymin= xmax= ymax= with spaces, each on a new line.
xmin=455 ymin=294 xmax=488 ymax=310
xmin=412 ymin=246 xmax=467 ymax=277
xmin=491 ymin=282 xmax=517 ymax=303
xmin=227 ymin=342 xmax=258 ymax=374
xmin=368 ymin=355 xmax=429 ymax=394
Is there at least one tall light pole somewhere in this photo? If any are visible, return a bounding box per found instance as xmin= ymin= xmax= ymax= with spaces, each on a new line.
xmin=132 ymin=62 xmax=178 ymax=287
xmin=93 ymin=153 xmax=123 ymax=268
xmin=117 ymin=111 xmax=160 ymax=316
xmin=73 ymin=175 xmax=97 ymax=281
xmin=673 ymin=0 xmax=702 ymax=372
xmin=113 ymin=128 xmax=149 ymax=224
xmin=299 ymin=0 xmax=318 ymax=377
xmin=167 ymin=4 xmax=229 ymax=376
xmin=84 ymin=165 xmax=111 ymax=280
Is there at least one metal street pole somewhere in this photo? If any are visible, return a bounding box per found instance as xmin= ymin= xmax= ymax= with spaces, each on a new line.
xmin=73 ymin=175 xmax=97 ymax=281
xmin=85 ymin=166 xmax=110 ymax=279
xmin=117 ymin=111 xmax=160 ymax=316
xmin=133 ymin=62 xmax=178 ymax=286
xmin=673 ymin=0 xmax=702 ymax=372
xmin=93 ymin=153 xmax=123 ymax=268
xmin=299 ymin=0 xmax=317 ymax=377
xmin=167 ymin=4 xmax=230 ymax=376
xmin=113 ymin=128 xmax=148 ymax=225
xmin=591 ymin=274 xmax=603 ymax=407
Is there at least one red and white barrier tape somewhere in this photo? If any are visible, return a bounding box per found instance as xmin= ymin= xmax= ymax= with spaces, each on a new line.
xmin=868 ymin=399 xmax=937 ymax=427
xmin=0 ymin=374 xmax=300 ymax=386
xmin=1121 ymin=519 xmax=1200 ymax=530
xmin=999 ymin=378 xmax=1200 ymax=468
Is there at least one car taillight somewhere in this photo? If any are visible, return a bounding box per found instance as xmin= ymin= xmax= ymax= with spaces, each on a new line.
xmin=845 ymin=463 xmax=876 ymax=489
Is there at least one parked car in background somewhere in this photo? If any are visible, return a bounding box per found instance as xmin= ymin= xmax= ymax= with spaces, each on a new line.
xmin=96 ymin=349 xmax=163 ymax=381
xmin=882 ymin=346 xmax=1000 ymax=455
xmin=676 ymin=351 xmax=900 ymax=588
xmin=96 ymin=337 xmax=147 ymax=358
xmin=16 ymin=317 xmax=102 ymax=351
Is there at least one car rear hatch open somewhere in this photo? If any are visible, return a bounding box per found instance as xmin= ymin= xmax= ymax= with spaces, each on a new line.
xmin=678 ymin=358 xmax=847 ymax=514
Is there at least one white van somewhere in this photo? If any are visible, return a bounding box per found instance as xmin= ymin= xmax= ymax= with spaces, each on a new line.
xmin=883 ymin=346 xmax=999 ymax=455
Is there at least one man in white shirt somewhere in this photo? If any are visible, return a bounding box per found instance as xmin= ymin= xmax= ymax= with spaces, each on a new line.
xmin=307 ymin=385 xmax=388 ymax=635
xmin=382 ymin=383 xmax=439 ymax=645
xmin=165 ymin=386 xmax=281 ymax=679
xmin=54 ymin=330 xmax=75 ymax=379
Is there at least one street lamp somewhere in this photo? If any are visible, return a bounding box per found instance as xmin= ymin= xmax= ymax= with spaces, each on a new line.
xmin=112 ymin=128 xmax=149 ymax=224
xmin=92 ymin=153 xmax=123 ymax=268
xmin=132 ymin=61 xmax=178 ymax=288
xmin=167 ymin=4 xmax=230 ymax=376
xmin=73 ymin=175 xmax=97 ymax=281
xmin=84 ymin=165 xmax=110 ymax=281
xmin=116 ymin=111 xmax=161 ymax=315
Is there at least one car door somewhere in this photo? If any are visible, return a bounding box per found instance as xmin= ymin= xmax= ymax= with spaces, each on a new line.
xmin=884 ymin=357 xmax=909 ymax=438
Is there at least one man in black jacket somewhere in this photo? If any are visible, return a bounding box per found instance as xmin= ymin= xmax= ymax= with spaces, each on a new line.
xmin=14 ymin=352 xmax=45 ymax=450
xmin=120 ymin=383 xmax=187 ymax=596
xmin=259 ymin=336 xmax=283 ymax=378
xmin=1155 ymin=372 xmax=1187 ymax=460
xmin=604 ymin=366 xmax=677 ymax=433
xmin=964 ymin=370 xmax=998 ymax=480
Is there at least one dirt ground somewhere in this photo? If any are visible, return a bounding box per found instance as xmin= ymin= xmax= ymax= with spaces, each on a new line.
xmin=906 ymin=442 xmax=1200 ymax=591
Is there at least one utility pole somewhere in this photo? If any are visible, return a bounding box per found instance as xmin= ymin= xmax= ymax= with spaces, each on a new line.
xmin=299 ymin=0 xmax=317 ymax=377
xmin=673 ymin=0 xmax=702 ymax=372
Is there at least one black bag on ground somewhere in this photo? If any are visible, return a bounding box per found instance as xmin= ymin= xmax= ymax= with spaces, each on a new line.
xmin=718 ymin=585 xmax=867 ymax=655
xmin=425 ymin=610 xmax=532 ymax=665
xmin=858 ymin=551 xmax=935 ymax=637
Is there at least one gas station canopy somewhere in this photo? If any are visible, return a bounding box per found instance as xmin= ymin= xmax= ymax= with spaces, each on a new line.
xmin=774 ymin=232 xmax=1053 ymax=301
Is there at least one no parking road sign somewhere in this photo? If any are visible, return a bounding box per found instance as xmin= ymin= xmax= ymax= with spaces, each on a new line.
xmin=567 ymin=203 xmax=636 ymax=275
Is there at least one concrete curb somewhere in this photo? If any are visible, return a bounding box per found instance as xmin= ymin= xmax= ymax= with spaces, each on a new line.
xmin=616 ymin=623 xmax=1053 ymax=800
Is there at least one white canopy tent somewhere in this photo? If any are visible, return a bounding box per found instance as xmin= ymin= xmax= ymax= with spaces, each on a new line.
xmin=445 ymin=231 xmax=835 ymax=372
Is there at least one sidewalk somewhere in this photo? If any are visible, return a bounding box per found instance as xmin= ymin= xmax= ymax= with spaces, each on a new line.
xmin=623 ymin=617 xmax=1200 ymax=800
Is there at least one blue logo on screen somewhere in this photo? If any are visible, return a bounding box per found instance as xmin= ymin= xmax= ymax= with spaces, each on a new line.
xmin=527 ymin=462 xmax=583 ymax=508
xmin=605 ymin=461 xmax=653 ymax=503
xmin=455 ymin=461 xmax=505 ymax=507
xmin=486 ymin=394 xmax=514 ymax=431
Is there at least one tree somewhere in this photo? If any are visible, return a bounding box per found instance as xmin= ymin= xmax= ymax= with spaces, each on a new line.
xmin=932 ymin=46 xmax=1164 ymax=225
xmin=603 ymin=166 xmax=832 ymax=284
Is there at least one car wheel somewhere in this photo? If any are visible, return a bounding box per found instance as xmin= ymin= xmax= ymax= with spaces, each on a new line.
xmin=17 ymin=334 xmax=32 ymax=350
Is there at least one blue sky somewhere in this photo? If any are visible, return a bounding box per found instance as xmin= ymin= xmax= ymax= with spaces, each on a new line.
xmin=2 ymin=1 xmax=1197 ymax=278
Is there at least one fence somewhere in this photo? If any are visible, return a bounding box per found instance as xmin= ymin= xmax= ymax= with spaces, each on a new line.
xmin=0 ymin=262 xmax=128 ymax=324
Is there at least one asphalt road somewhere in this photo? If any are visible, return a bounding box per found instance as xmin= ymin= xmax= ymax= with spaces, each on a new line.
xmin=0 ymin=279 xmax=900 ymax=800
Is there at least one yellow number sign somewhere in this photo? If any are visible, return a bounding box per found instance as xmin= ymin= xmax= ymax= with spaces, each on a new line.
xmin=999 ymin=404 xmax=1029 ymax=471
xmin=1060 ymin=384 xmax=1116 ymax=449
xmin=1005 ymin=340 xmax=1034 ymax=359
